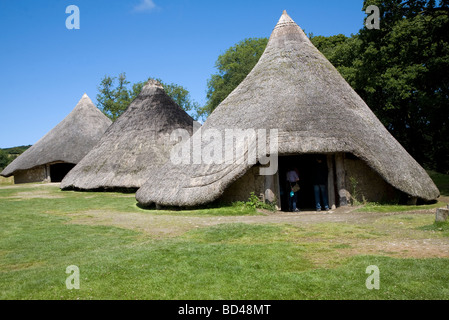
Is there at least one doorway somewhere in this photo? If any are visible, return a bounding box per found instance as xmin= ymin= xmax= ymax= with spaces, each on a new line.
xmin=50 ymin=163 xmax=76 ymax=182
xmin=279 ymin=154 xmax=330 ymax=211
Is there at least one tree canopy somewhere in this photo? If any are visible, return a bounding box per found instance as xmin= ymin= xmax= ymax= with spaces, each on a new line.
xmin=198 ymin=37 xmax=269 ymax=119
xmin=0 ymin=146 xmax=31 ymax=170
xmin=353 ymin=0 xmax=449 ymax=172
xmin=97 ymin=73 xmax=199 ymax=121
xmin=0 ymin=150 xmax=9 ymax=170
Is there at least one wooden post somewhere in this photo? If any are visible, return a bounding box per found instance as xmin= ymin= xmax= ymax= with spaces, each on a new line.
xmin=45 ymin=164 xmax=51 ymax=182
xmin=327 ymin=155 xmax=336 ymax=210
xmin=274 ymin=170 xmax=281 ymax=210
xmin=335 ymin=153 xmax=348 ymax=206
xmin=265 ymin=172 xmax=281 ymax=211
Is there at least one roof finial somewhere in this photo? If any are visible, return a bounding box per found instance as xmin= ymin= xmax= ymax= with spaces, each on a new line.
xmin=145 ymin=79 xmax=164 ymax=89
xmin=283 ymin=10 xmax=287 ymax=15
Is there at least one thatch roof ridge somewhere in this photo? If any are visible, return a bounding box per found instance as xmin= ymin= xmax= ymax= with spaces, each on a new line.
xmin=60 ymin=80 xmax=196 ymax=190
xmin=1 ymin=94 xmax=112 ymax=177
xmin=135 ymin=11 xmax=439 ymax=207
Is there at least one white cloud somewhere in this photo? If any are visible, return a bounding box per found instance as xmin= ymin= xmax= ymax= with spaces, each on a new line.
xmin=134 ymin=0 xmax=157 ymax=12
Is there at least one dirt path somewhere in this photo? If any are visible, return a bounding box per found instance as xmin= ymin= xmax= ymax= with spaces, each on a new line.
xmin=66 ymin=205 xmax=449 ymax=259
xmin=67 ymin=205 xmax=435 ymax=237
xmin=0 ymin=182 xmax=61 ymax=190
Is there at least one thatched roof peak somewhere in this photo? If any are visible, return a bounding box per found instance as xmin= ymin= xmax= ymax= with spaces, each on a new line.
xmin=278 ymin=10 xmax=294 ymax=25
xmin=140 ymin=79 xmax=164 ymax=94
xmin=146 ymin=79 xmax=164 ymax=88
xmin=270 ymin=10 xmax=310 ymax=46
xmin=74 ymin=93 xmax=95 ymax=110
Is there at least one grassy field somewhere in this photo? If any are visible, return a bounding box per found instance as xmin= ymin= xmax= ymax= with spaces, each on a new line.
xmin=1 ymin=181 xmax=449 ymax=300
xmin=0 ymin=176 xmax=14 ymax=186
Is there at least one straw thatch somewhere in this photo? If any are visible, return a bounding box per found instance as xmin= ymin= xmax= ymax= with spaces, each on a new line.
xmin=136 ymin=11 xmax=440 ymax=207
xmin=1 ymin=94 xmax=112 ymax=178
xmin=60 ymin=80 xmax=196 ymax=190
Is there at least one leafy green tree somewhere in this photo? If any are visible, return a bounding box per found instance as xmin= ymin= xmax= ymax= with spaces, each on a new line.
xmin=4 ymin=146 xmax=31 ymax=155
xmin=0 ymin=149 xmax=9 ymax=170
xmin=96 ymin=73 xmax=132 ymax=121
xmin=97 ymin=73 xmax=199 ymax=121
xmin=199 ymin=37 xmax=269 ymax=119
xmin=162 ymin=82 xmax=200 ymax=114
xmin=355 ymin=0 xmax=449 ymax=172
xmin=310 ymin=34 xmax=362 ymax=88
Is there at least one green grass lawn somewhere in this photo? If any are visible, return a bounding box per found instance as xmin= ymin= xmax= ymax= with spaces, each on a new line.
xmin=0 ymin=176 xmax=14 ymax=186
xmin=1 ymin=184 xmax=449 ymax=300
xmin=355 ymin=202 xmax=444 ymax=213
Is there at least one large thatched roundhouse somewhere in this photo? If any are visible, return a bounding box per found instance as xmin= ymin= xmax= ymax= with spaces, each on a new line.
xmin=136 ymin=11 xmax=439 ymax=210
xmin=1 ymin=94 xmax=112 ymax=184
xmin=60 ymin=80 xmax=196 ymax=191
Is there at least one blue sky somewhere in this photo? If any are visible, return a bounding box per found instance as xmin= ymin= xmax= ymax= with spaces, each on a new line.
xmin=0 ymin=0 xmax=367 ymax=148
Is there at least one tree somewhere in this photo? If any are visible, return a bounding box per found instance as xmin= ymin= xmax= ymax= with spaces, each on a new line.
xmin=0 ymin=149 xmax=9 ymax=170
xmin=162 ymin=82 xmax=200 ymax=114
xmin=4 ymin=145 xmax=31 ymax=155
xmin=97 ymin=73 xmax=132 ymax=121
xmin=199 ymin=37 xmax=269 ymax=119
xmin=354 ymin=0 xmax=449 ymax=172
xmin=310 ymin=34 xmax=362 ymax=88
xmin=97 ymin=73 xmax=200 ymax=121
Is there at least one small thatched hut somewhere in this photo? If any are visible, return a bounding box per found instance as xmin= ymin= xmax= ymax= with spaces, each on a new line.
xmin=136 ymin=11 xmax=439 ymax=210
xmin=60 ymin=80 xmax=196 ymax=191
xmin=1 ymin=94 xmax=112 ymax=184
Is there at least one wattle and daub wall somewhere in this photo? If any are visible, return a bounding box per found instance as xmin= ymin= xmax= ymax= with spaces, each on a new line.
xmin=218 ymin=153 xmax=403 ymax=209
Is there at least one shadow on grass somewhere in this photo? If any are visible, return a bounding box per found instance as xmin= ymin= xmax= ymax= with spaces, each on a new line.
xmin=356 ymin=201 xmax=443 ymax=213
xmin=418 ymin=221 xmax=449 ymax=236
xmin=61 ymin=186 xmax=138 ymax=194
xmin=136 ymin=200 xmax=264 ymax=217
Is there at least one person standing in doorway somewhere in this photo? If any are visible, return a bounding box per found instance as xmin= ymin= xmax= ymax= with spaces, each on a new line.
xmin=286 ymin=167 xmax=300 ymax=212
xmin=312 ymin=156 xmax=330 ymax=212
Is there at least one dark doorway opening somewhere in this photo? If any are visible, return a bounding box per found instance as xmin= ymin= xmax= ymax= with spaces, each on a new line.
xmin=50 ymin=163 xmax=76 ymax=182
xmin=279 ymin=154 xmax=329 ymax=212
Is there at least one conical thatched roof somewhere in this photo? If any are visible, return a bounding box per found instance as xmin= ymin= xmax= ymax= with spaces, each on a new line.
xmin=1 ymin=94 xmax=112 ymax=177
xmin=60 ymin=80 xmax=196 ymax=190
xmin=136 ymin=11 xmax=440 ymax=207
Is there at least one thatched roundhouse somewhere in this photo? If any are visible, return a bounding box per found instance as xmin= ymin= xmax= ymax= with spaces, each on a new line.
xmin=60 ymin=80 xmax=196 ymax=191
xmin=136 ymin=11 xmax=439 ymax=210
xmin=1 ymin=94 xmax=112 ymax=184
